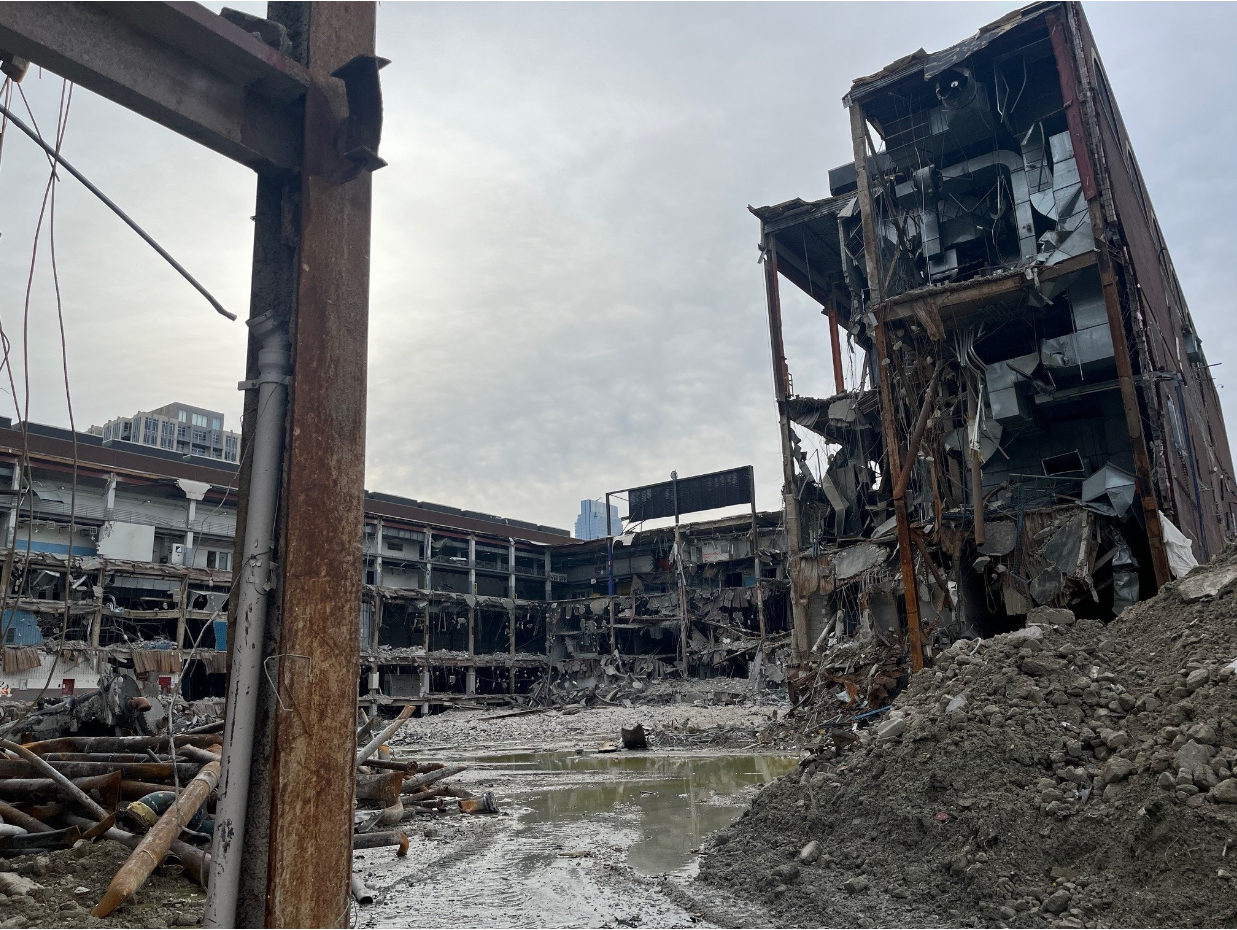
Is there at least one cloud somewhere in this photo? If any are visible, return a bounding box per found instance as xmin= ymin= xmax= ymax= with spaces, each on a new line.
xmin=1 ymin=2 xmax=1233 ymax=534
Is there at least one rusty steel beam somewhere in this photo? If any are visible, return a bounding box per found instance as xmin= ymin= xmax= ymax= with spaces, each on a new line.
xmin=261 ymin=4 xmax=376 ymax=925
xmin=762 ymin=232 xmax=810 ymax=667
xmin=848 ymin=102 xmax=924 ymax=672
xmin=1047 ymin=9 xmax=1171 ymax=590
xmin=0 ymin=1 xmax=307 ymax=174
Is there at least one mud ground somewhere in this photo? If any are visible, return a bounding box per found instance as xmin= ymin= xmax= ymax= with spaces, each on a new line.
xmin=0 ymin=695 xmax=792 ymax=929
xmin=0 ymin=842 xmax=203 ymax=929
xmin=356 ymin=698 xmax=795 ymax=928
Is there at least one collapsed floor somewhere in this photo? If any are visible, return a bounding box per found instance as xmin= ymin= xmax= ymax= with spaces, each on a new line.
xmin=699 ymin=545 xmax=1237 ymax=928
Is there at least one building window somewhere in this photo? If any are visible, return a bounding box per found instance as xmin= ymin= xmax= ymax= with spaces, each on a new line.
xmin=192 ymin=429 xmax=207 ymax=443
xmin=207 ymin=550 xmax=231 ymax=571
xmin=386 ymin=540 xmax=404 ymax=552
xmin=143 ymin=417 xmax=159 ymax=445
xmin=178 ymin=410 xmax=187 ymax=423
xmin=192 ymin=413 xmax=208 ymax=427
xmin=211 ymin=417 xmax=221 ymax=430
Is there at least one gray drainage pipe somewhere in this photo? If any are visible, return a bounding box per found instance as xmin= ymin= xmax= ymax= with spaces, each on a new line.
xmin=204 ymin=315 xmax=289 ymax=927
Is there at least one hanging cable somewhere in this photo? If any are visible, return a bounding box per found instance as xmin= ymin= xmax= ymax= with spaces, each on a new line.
xmin=0 ymin=98 xmax=236 ymax=321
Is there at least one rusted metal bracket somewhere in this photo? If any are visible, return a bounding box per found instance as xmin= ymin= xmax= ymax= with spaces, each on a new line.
xmin=331 ymin=53 xmax=389 ymax=182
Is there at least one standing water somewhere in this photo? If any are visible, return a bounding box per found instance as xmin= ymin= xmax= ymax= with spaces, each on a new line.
xmin=357 ymin=749 xmax=797 ymax=928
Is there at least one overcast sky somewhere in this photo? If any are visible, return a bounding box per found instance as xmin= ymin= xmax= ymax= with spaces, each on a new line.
xmin=0 ymin=2 xmax=1233 ymax=533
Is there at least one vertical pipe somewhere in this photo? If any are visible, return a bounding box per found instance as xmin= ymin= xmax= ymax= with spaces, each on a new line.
xmin=204 ymin=317 xmax=289 ymax=928
xmin=966 ymin=385 xmax=986 ymax=547
xmin=827 ymin=303 xmax=845 ymax=396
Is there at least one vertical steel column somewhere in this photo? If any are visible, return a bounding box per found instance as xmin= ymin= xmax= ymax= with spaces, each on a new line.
xmin=826 ymin=301 xmax=846 ymax=396
xmin=762 ymin=233 xmax=809 ymax=667
xmin=261 ymin=4 xmax=377 ymax=924
xmin=848 ymin=102 xmax=924 ymax=672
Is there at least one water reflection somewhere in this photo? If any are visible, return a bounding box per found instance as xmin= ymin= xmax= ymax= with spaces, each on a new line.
xmin=472 ymin=751 xmax=797 ymax=875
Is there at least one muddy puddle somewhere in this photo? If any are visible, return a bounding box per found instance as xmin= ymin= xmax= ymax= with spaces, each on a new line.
xmin=356 ymin=749 xmax=795 ymax=928
xmin=487 ymin=750 xmax=796 ymax=874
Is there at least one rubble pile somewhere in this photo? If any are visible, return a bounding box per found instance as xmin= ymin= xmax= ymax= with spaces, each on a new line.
xmin=536 ymin=658 xmax=767 ymax=710
xmin=700 ymin=547 xmax=1237 ymax=928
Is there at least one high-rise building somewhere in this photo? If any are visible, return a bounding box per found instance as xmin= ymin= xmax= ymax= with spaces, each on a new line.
xmin=96 ymin=402 xmax=240 ymax=463
xmin=574 ymin=499 xmax=621 ymax=540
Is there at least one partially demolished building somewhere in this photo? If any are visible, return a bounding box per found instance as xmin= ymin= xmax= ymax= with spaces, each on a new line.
xmin=755 ymin=1 xmax=1236 ymax=701
xmin=0 ymin=417 xmax=791 ymax=715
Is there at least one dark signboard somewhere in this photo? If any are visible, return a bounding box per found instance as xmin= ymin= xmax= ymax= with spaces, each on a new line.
xmin=626 ymin=466 xmax=753 ymax=523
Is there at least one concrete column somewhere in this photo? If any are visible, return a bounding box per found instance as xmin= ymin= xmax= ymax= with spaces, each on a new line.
xmin=424 ymin=527 xmax=433 ymax=590
xmin=374 ymin=519 xmax=383 ymax=587
xmin=467 ymin=535 xmax=476 ymax=695
xmin=508 ymin=539 xmax=516 ymax=693
xmin=4 ymin=458 xmax=19 ymax=548
xmin=544 ymin=548 xmax=552 ymax=601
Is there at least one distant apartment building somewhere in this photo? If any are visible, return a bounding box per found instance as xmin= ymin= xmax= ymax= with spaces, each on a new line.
xmin=574 ymin=498 xmax=621 ymax=540
xmin=96 ymin=401 xmax=239 ymax=463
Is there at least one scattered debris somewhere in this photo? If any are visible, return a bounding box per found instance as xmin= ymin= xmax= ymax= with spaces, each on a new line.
xmin=701 ymin=546 xmax=1237 ymax=927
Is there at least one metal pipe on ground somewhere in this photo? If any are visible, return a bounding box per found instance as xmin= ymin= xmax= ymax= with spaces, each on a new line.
xmin=0 ymin=738 xmax=108 ymax=820
xmin=0 ymin=799 xmax=53 ymax=833
xmin=356 ymin=706 xmax=414 ymax=767
xmin=92 ymin=758 xmax=220 ymax=917
xmin=350 ymin=873 xmax=375 ymax=905
xmin=21 ymin=735 xmax=221 ymax=755
xmin=401 ymin=764 xmax=465 ymax=794
xmin=0 ymin=761 xmax=201 ymax=781
xmin=205 ymin=315 xmax=289 ymax=928
xmin=352 ymin=831 xmax=409 ymax=853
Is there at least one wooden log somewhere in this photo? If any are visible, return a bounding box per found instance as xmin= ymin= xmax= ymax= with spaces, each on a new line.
xmin=91 ymin=758 xmax=221 ymax=917
xmin=0 ymin=739 xmax=108 ymax=820
xmin=400 ymin=764 xmax=465 ymax=794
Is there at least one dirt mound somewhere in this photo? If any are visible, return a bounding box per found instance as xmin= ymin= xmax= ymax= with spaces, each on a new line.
xmin=699 ymin=545 xmax=1237 ymax=928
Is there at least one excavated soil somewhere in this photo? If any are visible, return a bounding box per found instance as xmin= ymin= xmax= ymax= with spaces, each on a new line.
xmin=0 ymin=842 xmax=204 ymax=928
xmin=699 ymin=545 xmax=1237 ymax=928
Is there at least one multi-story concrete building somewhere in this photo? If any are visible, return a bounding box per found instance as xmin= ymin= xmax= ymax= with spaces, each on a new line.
xmin=96 ymin=401 xmax=240 ymax=463
xmin=0 ymin=417 xmax=791 ymax=709
xmin=573 ymin=498 xmax=621 ymax=540
xmin=752 ymin=2 xmax=1235 ymax=696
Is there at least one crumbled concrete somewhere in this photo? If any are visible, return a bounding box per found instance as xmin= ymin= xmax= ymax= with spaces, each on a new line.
xmin=699 ymin=543 xmax=1237 ymax=928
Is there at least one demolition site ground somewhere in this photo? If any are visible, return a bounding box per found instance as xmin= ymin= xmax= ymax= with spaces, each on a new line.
xmin=5 ymin=547 xmax=1237 ymax=929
